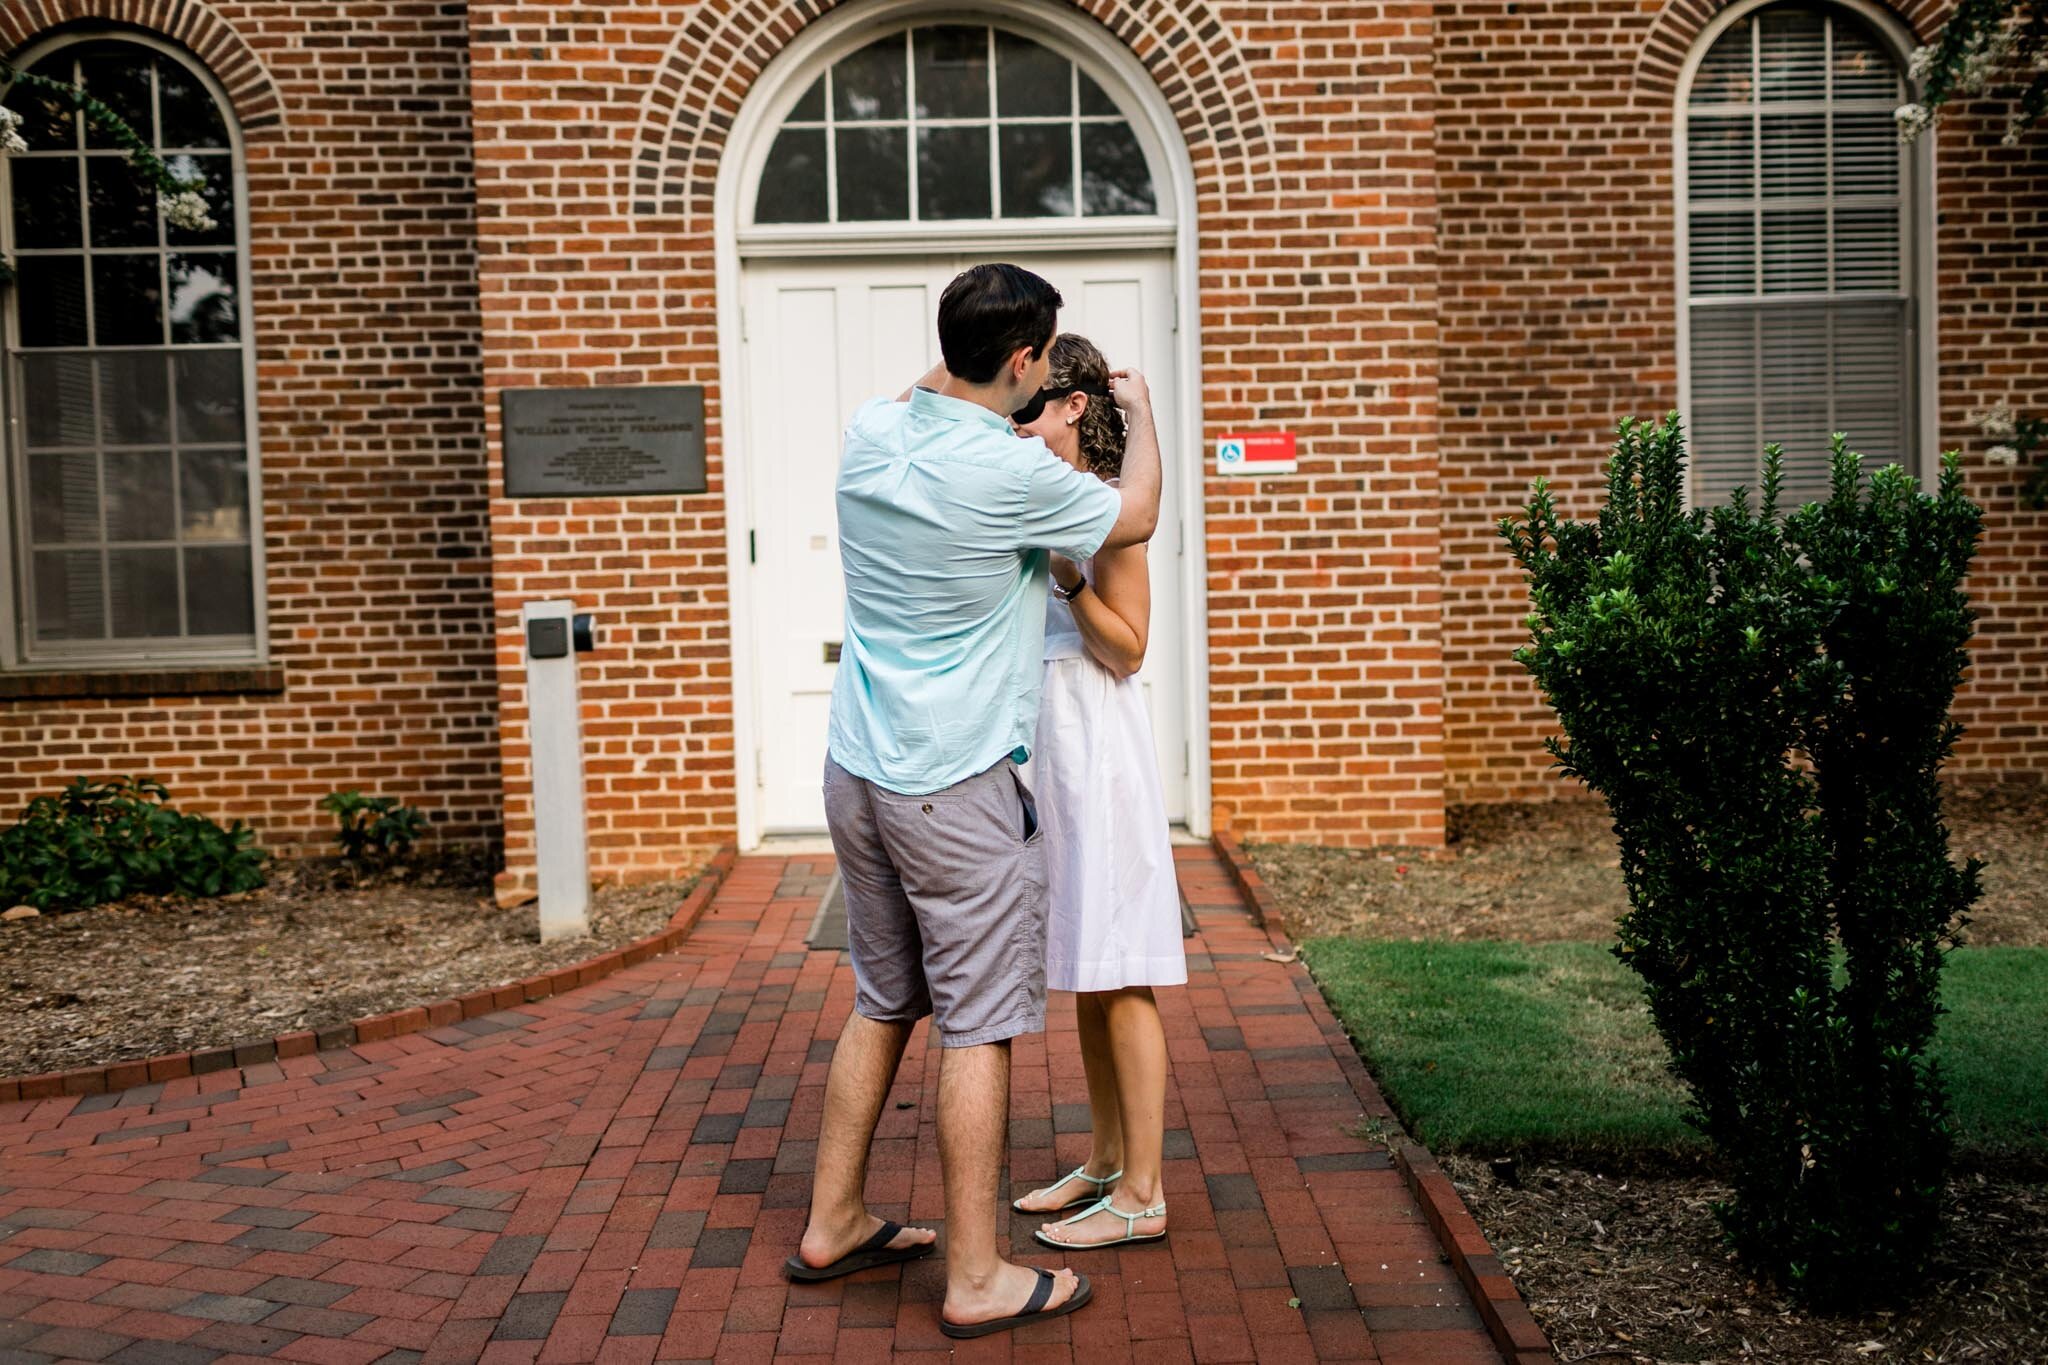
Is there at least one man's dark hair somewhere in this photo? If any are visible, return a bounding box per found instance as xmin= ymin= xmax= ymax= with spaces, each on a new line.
xmin=937 ymin=264 xmax=1062 ymax=384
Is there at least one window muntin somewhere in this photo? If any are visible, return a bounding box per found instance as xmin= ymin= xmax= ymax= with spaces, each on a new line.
xmin=754 ymin=25 xmax=1158 ymax=225
xmin=3 ymin=38 xmax=260 ymax=661
xmin=1683 ymin=6 xmax=1914 ymax=506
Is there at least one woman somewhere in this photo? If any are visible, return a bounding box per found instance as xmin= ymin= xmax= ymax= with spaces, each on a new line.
xmin=1011 ymin=335 xmax=1186 ymax=1250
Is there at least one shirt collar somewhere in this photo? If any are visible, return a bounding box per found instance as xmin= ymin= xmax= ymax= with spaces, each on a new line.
xmin=910 ymin=385 xmax=1014 ymax=432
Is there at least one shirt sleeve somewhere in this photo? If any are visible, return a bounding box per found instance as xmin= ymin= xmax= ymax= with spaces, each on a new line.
xmin=1014 ymin=448 xmax=1123 ymax=560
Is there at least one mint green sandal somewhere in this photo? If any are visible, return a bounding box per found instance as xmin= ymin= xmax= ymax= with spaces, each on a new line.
xmin=1034 ymin=1194 xmax=1168 ymax=1249
xmin=1012 ymin=1166 xmax=1121 ymax=1215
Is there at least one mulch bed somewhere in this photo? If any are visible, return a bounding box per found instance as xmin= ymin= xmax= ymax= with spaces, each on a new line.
xmin=0 ymin=853 xmax=703 ymax=1079
xmin=1442 ymin=1153 xmax=2047 ymax=1364
xmin=1252 ymin=784 xmax=2048 ymax=1365
xmin=1249 ymin=780 xmax=2048 ymax=948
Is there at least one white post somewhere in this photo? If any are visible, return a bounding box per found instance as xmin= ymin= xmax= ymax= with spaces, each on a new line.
xmin=521 ymin=598 xmax=590 ymax=942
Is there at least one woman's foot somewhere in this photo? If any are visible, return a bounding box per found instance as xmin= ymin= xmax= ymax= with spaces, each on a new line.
xmin=1036 ymin=1191 xmax=1167 ymax=1247
xmin=1013 ymin=1161 xmax=1121 ymax=1215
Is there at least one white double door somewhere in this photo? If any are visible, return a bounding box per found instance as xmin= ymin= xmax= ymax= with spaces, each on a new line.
xmin=739 ymin=251 xmax=1186 ymax=834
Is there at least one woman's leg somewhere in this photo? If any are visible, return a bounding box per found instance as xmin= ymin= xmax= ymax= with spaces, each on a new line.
xmin=1013 ymin=992 xmax=1124 ymax=1213
xmin=1039 ymin=986 xmax=1170 ymax=1245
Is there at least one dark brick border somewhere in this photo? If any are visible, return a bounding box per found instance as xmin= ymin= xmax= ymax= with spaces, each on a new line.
xmin=0 ymin=846 xmax=737 ymax=1105
xmin=1391 ymin=1141 xmax=1553 ymax=1365
xmin=0 ymin=666 xmax=287 ymax=701
xmin=1210 ymin=833 xmax=1555 ymax=1365
xmin=1212 ymin=829 xmax=1281 ymax=928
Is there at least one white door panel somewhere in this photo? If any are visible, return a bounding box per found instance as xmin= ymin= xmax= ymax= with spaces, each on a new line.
xmin=743 ymin=253 xmax=1184 ymax=831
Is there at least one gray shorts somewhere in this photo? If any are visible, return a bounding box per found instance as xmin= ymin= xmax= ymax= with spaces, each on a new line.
xmin=822 ymin=755 xmax=1048 ymax=1047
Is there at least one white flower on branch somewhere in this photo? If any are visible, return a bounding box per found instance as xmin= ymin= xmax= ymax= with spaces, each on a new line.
xmin=0 ymin=108 xmax=28 ymax=156
xmin=158 ymin=189 xmax=216 ymax=233
xmin=1986 ymin=444 xmax=2021 ymax=466
xmin=1895 ymin=102 xmax=1933 ymax=141
xmin=1971 ymin=402 xmax=2018 ymax=439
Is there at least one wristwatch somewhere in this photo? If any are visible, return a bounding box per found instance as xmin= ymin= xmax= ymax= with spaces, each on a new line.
xmin=1052 ymin=575 xmax=1086 ymax=602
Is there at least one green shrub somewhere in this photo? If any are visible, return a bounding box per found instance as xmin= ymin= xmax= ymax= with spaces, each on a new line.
xmin=1500 ymin=417 xmax=1983 ymax=1308
xmin=0 ymin=777 xmax=268 ymax=912
xmin=318 ymin=791 xmax=427 ymax=865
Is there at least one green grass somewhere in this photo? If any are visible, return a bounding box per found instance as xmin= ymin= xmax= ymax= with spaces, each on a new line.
xmin=1302 ymin=939 xmax=2048 ymax=1172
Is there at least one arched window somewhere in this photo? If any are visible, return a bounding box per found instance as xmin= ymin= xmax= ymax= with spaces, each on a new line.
xmin=2 ymin=35 xmax=261 ymax=666
xmin=752 ymin=23 xmax=1158 ymax=226
xmin=1680 ymin=3 xmax=1923 ymax=505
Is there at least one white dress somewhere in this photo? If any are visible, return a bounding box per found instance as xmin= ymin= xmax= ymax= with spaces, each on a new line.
xmin=1027 ymin=559 xmax=1189 ymax=993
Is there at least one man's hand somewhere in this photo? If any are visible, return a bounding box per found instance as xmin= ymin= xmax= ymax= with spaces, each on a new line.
xmin=1049 ymin=553 xmax=1085 ymax=594
xmin=1107 ymin=368 xmax=1152 ymax=415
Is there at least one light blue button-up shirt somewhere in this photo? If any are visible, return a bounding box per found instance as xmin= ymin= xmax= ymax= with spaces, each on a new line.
xmin=827 ymin=387 xmax=1123 ymax=795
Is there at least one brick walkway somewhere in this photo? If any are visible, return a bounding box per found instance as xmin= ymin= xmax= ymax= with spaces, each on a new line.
xmin=0 ymin=849 xmax=1502 ymax=1364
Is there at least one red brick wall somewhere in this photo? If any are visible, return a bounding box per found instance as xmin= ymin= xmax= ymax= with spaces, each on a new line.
xmin=0 ymin=2 xmax=499 ymax=856
xmin=1438 ymin=0 xmax=2048 ymax=804
xmin=7 ymin=0 xmax=2035 ymax=881
xmin=472 ymin=0 xmax=1448 ymax=885
xmin=1195 ymin=0 xmax=1443 ymax=846
xmin=1930 ymin=93 xmax=2048 ymax=773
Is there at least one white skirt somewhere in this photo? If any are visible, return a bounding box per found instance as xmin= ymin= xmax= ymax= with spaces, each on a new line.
xmin=1025 ymin=655 xmax=1189 ymax=993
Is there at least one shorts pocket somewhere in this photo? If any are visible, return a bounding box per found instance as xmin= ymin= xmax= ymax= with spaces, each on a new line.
xmin=1010 ymin=763 xmax=1042 ymax=846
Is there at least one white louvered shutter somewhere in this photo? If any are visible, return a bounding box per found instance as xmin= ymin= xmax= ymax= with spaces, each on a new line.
xmin=1684 ymin=6 xmax=1912 ymax=507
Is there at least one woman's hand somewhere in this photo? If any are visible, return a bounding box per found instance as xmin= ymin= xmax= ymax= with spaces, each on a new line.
xmin=1107 ymin=368 xmax=1152 ymax=415
xmin=1049 ymin=552 xmax=1085 ymax=594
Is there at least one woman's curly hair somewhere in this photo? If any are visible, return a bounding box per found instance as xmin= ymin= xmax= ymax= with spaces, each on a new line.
xmin=1047 ymin=333 xmax=1125 ymax=479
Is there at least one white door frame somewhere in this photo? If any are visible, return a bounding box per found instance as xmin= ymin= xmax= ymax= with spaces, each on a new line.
xmin=712 ymin=0 xmax=1211 ymax=848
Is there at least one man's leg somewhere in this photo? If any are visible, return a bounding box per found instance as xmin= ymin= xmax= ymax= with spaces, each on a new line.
xmin=935 ymin=1038 xmax=1081 ymax=1327
xmin=796 ymin=1012 xmax=930 ymax=1267
xmin=796 ymin=759 xmax=936 ymax=1270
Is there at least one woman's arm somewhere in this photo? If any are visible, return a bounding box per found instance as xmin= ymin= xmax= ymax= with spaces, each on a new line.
xmin=896 ymin=362 xmax=948 ymax=402
xmin=1052 ymin=544 xmax=1150 ymax=679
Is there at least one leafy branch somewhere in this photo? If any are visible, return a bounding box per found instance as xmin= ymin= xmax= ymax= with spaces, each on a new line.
xmin=1896 ymin=0 xmax=2047 ymax=144
xmin=0 ymin=57 xmax=215 ymax=284
xmin=1973 ymin=403 xmax=2048 ymax=508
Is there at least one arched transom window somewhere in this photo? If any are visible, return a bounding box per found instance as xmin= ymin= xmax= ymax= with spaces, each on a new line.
xmin=1681 ymin=3 xmax=1921 ymax=505
xmin=753 ymin=23 xmax=1159 ymax=225
xmin=2 ymin=35 xmax=261 ymax=666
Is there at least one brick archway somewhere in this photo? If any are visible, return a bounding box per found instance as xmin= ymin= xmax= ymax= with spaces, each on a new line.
xmin=628 ymin=0 xmax=1272 ymax=218
xmin=1631 ymin=0 xmax=1938 ymax=100
xmin=2 ymin=0 xmax=285 ymax=137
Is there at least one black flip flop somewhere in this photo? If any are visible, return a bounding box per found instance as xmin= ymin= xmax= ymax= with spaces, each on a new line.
xmin=782 ymin=1220 xmax=933 ymax=1282
xmin=940 ymin=1269 xmax=1092 ymax=1339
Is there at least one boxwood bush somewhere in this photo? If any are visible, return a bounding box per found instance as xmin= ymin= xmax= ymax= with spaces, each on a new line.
xmin=0 ymin=777 xmax=267 ymax=913
xmin=1502 ymin=418 xmax=1982 ymax=1307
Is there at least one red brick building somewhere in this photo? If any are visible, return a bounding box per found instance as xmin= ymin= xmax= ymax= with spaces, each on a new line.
xmin=1 ymin=0 xmax=2042 ymax=886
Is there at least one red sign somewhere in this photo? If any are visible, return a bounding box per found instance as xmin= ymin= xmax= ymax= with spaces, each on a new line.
xmin=1215 ymin=431 xmax=1298 ymax=475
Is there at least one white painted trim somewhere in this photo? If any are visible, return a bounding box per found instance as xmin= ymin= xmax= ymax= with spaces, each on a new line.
xmin=1671 ymin=0 xmax=1937 ymax=502
xmin=0 ymin=27 xmax=270 ymax=671
xmin=713 ymin=0 xmax=1210 ymax=847
xmin=739 ymin=219 xmax=1177 ymax=257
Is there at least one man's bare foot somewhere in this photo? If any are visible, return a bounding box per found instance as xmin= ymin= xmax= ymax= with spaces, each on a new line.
xmin=1037 ymin=1192 xmax=1166 ymax=1247
xmin=797 ymin=1212 xmax=936 ymax=1270
xmin=1012 ymin=1162 xmax=1120 ymax=1215
xmin=943 ymin=1260 xmax=1082 ymax=1328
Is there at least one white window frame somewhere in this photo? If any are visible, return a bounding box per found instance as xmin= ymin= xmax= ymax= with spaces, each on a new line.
xmin=734 ymin=7 xmax=1178 ymax=257
xmin=1673 ymin=0 xmax=1939 ymax=501
xmin=713 ymin=0 xmax=1211 ymax=846
xmin=0 ymin=27 xmax=269 ymax=671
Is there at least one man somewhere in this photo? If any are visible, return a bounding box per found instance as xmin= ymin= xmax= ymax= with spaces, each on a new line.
xmin=784 ymin=263 xmax=1163 ymax=1339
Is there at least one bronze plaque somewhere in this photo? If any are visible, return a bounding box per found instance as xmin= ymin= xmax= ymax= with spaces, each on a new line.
xmin=501 ymin=385 xmax=706 ymax=497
